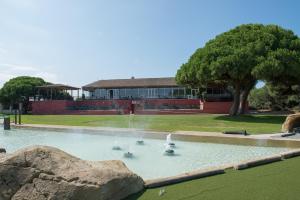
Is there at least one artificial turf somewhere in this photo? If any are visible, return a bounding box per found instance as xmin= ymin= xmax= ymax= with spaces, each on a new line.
xmin=16 ymin=114 xmax=286 ymax=134
xmin=126 ymin=156 xmax=300 ymax=200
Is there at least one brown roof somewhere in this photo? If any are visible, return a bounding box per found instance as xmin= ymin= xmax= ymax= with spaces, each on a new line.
xmin=82 ymin=77 xmax=179 ymax=90
xmin=37 ymin=84 xmax=79 ymax=90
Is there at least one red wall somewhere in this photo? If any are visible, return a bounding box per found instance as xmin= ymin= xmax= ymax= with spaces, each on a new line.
xmin=32 ymin=100 xmax=69 ymax=114
xmin=66 ymin=100 xmax=132 ymax=107
xmin=202 ymin=101 xmax=233 ymax=114
xmin=32 ymin=99 xmax=238 ymax=115
xmin=138 ymin=99 xmax=201 ymax=105
xmin=32 ymin=100 xmax=131 ymax=115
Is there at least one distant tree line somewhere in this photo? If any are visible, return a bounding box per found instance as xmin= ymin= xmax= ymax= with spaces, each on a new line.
xmin=249 ymin=84 xmax=300 ymax=111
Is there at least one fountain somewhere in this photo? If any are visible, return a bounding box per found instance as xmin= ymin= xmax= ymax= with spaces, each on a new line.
xmin=164 ymin=144 xmax=175 ymax=155
xmin=123 ymin=145 xmax=134 ymax=158
xmin=128 ymin=113 xmax=134 ymax=129
xmin=136 ymin=137 xmax=144 ymax=145
xmin=165 ymin=134 xmax=175 ymax=148
xmin=164 ymin=134 xmax=175 ymax=155
xmin=112 ymin=138 xmax=122 ymax=150
xmin=123 ymin=151 xmax=134 ymax=158
xmin=128 ymin=113 xmax=145 ymax=145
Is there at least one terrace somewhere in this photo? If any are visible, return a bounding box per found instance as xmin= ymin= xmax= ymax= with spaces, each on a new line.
xmin=34 ymin=83 xmax=80 ymax=101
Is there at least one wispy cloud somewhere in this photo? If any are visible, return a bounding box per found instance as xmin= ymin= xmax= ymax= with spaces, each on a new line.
xmin=0 ymin=63 xmax=58 ymax=87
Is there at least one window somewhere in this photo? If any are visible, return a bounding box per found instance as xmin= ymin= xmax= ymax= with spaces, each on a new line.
xmin=207 ymin=88 xmax=213 ymax=94
xmin=126 ymin=89 xmax=138 ymax=98
xmin=119 ymin=89 xmax=126 ymax=99
xmin=185 ymin=88 xmax=191 ymax=96
xmin=138 ymin=88 xmax=148 ymax=98
xmin=164 ymin=88 xmax=173 ymax=98
xmin=93 ymin=89 xmax=106 ymax=99
xmin=148 ymin=88 xmax=158 ymax=98
xmin=158 ymin=88 xmax=165 ymax=97
xmin=90 ymin=87 xmax=195 ymax=99
xmin=178 ymin=88 xmax=185 ymax=98
xmin=213 ymin=88 xmax=220 ymax=94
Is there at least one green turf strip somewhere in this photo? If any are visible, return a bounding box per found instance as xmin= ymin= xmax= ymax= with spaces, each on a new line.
xmin=127 ymin=157 xmax=300 ymax=200
xmin=14 ymin=114 xmax=285 ymax=134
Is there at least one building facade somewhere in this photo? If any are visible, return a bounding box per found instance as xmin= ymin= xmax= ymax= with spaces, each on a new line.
xmin=31 ymin=77 xmax=239 ymax=115
xmin=82 ymin=77 xmax=232 ymax=101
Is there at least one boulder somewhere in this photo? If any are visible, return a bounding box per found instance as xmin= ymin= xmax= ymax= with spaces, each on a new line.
xmin=0 ymin=146 xmax=144 ymax=200
xmin=0 ymin=148 xmax=6 ymax=153
xmin=282 ymin=113 xmax=300 ymax=132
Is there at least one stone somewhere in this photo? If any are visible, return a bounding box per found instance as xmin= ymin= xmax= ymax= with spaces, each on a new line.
xmin=0 ymin=148 xmax=6 ymax=153
xmin=280 ymin=149 xmax=300 ymax=159
xmin=246 ymin=155 xmax=282 ymax=167
xmin=233 ymin=155 xmax=282 ymax=170
xmin=282 ymin=113 xmax=300 ymax=133
xmin=233 ymin=162 xmax=248 ymax=170
xmin=144 ymin=168 xmax=224 ymax=188
xmin=0 ymin=145 xmax=144 ymax=200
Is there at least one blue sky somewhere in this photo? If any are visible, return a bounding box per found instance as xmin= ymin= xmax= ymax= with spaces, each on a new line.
xmin=0 ymin=0 xmax=299 ymax=87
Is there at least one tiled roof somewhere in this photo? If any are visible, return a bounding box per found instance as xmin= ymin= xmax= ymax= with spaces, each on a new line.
xmin=37 ymin=84 xmax=79 ymax=90
xmin=82 ymin=77 xmax=178 ymax=90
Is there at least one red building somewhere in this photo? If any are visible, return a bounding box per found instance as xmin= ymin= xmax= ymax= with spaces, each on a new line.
xmin=32 ymin=77 xmax=237 ymax=115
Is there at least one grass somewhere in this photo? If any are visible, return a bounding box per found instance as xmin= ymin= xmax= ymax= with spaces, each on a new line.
xmin=14 ymin=114 xmax=286 ymax=134
xmin=126 ymin=156 xmax=300 ymax=200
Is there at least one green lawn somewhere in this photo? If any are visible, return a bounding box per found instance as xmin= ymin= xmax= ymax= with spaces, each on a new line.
xmin=126 ymin=157 xmax=300 ymax=200
xmin=15 ymin=114 xmax=286 ymax=134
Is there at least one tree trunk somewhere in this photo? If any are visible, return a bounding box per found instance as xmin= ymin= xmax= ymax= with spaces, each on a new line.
xmin=239 ymin=87 xmax=251 ymax=115
xmin=229 ymin=84 xmax=241 ymax=116
xmin=238 ymin=81 xmax=256 ymax=114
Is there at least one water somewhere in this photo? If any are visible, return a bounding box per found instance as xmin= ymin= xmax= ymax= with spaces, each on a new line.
xmin=0 ymin=128 xmax=290 ymax=180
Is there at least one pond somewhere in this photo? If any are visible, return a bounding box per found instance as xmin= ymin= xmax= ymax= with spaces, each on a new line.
xmin=0 ymin=127 xmax=291 ymax=180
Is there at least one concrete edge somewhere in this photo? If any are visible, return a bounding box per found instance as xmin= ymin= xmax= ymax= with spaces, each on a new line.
xmin=280 ymin=149 xmax=300 ymax=159
xmin=234 ymin=154 xmax=283 ymax=170
xmin=143 ymin=150 xmax=300 ymax=187
xmin=11 ymin=124 xmax=300 ymax=147
xmin=11 ymin=124 xmax=147 ymax=133
xmin=144 ymin=168 xmax=225 ymax=188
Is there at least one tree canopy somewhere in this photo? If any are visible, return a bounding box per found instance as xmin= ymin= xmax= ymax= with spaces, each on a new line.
xmin=0 ymin=76 xmax=45 ymax=111
xmin=176 ymin=24 xmax=300 ymax=115
xmin=0 ymin=76 xmax=74 ymax=112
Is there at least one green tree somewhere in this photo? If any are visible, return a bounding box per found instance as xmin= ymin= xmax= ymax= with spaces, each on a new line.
xmin=176 ymin=24 xmax=300 ymax=115
xmin=249 ymin=84 xmax=300 ymax=111
xmin=248 ymin=86 xmax=271 ymax=110
xmin=0 ymin=76 xmax=45 ymax=112
xmin=266 ymin=84 xmax=300 ymax=111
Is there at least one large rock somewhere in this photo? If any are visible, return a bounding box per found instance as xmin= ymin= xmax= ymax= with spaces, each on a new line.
xmin=0 ymin=148 xmax=6 ymax=153
xmin=282 ymin=113 xmax=300 ymax=132
xmin=0 ymin=146 xmax=144 ymax=200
